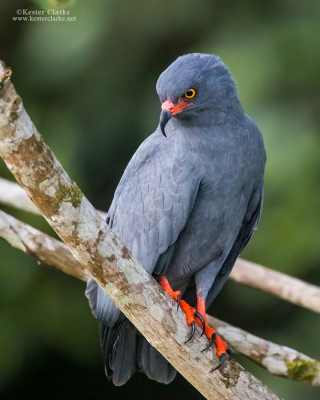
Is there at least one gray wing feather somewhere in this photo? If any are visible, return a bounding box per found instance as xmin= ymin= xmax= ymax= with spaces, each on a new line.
xmin=108 ymin=132 xmax=199 ymax=273
xmin=206 ymin=184 xmax=264 ymax=305
xmin=87 ymin=132 xmax=199 ymax=327
xmin=85 ymin=277 xmax=121 ymax=326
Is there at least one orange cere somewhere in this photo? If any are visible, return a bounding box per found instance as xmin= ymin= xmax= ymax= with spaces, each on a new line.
xmin=161 ymin=99 xmax=192 ymax=115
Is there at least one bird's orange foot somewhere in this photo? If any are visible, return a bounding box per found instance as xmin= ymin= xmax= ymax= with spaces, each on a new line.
xmin=158 ymin=276 xmax=181 ymax=307
xmin=201 ymin=323 xmax=232 ymax=370
xmin=158 ymin=276 xmax=205 ymax=342
xmin=158 ymin=276 xmax=231 ymax=370
xmin=178 ymin=299 xmax=205 ymax=343
xmin=196 ymin=296 xmax=232 ymax=370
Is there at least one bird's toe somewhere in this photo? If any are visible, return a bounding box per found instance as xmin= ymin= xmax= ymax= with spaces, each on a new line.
xmin=194 ymin=311 xmax=205 ymax=336
xmin=200 ymin=324 xmax=231 ymax=370
xmin=226 ymin=346 xmax=233 ymax=360
xmin=176 ymin=293 xmax=181 ymax=311
xmin=185 ymin=321 xmax=196 ymax=343
xmin=201 ymin=332 xmax=216 ymax=352
xmin=211 ymin=353 xmax=227 ymax=371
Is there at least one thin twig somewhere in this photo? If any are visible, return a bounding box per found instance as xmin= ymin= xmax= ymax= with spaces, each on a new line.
xmin=230 ymin=259 xmax=320 ymax=314
xmin=207 ymin=316 xmax=320 ymax=387
xmin=0 ymin=177 xmax=40 ymax=214
xmin=0 ymin=209 xmax=90 ymax=282
xmin=0 ymin=177 xmax=107 ymax=219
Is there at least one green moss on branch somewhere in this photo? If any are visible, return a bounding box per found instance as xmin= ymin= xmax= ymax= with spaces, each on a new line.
xmin=54 ymin=182 xmax=82 ymax=211
xmin=286 ymin=359 xmax=318 ymax=382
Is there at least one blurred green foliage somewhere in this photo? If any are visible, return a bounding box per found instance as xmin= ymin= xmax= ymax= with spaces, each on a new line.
xmin=0 ymin=0 xmax=320 ymax=399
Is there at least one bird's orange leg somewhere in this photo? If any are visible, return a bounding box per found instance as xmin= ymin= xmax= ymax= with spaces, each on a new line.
xmin=158 ymin=276 xmax=231 ymax=369
xmin=158 ymin=276 xmax=205 ymax=342
xmin=196 ymin=295 xmax=232 ymax=370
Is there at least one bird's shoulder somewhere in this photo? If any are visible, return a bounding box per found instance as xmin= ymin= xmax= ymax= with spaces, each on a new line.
xmin=109 ymin=131 xmax=178 ymax=208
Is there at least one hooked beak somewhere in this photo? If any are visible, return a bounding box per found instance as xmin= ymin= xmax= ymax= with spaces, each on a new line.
xmin=159 ymin=109 xmax=171 ymax=137
xmin=159 ymin=99 xmax=192 ymax=137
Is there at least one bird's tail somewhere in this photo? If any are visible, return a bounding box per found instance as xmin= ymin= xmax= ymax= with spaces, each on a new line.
xmin=100 ymin=319 xmax=176 ymax=386
xmin=86 ymin=277 xmax=176 ymax=385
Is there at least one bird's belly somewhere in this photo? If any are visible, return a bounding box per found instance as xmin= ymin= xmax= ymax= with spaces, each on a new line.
xmin=163 ymin=192 xmax=248 ymax=289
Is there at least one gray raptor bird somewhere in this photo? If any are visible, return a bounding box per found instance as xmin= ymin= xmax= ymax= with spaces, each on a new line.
xmin=86 ymin=53 xmax=266 ymax=386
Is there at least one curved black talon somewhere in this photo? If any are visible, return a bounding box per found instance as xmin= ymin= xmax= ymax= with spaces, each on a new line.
xmin=185 ymin=321 xmax=195 ymax=343
xmin=226 ymin=347 xmax=233 ymax=360
xmin=177 ymin=293 xmax=181 ymax=311
xmin=194 ymin=311 xmax=205 ymax=337
xmin=211 ymin=353 xmax=227 ymax=371
xmin=201 ymin=332 xmax=216 ymax=352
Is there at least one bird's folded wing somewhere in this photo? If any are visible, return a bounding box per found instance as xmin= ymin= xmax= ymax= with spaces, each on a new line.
xmin=107 ymin=132 xmax=200 ymax=273
xmin=206 ymin=184 xmax=264 ymax=304
xmin=87 ymin=132 xmax=200 ymax=327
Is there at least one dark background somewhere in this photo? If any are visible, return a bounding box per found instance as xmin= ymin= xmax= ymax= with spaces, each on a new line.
xmin=1 ymin=0 xmax=320 ymax=399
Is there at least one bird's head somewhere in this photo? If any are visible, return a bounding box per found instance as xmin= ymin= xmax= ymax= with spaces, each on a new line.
xmin=156 ymin=53 xmax=239 ymax=136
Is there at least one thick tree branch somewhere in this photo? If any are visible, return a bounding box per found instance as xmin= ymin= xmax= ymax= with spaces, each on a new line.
xmin=1 ymin=175 xmax=319 ymax=316
xmin=1 ymin=208 xmax=319 ymax=387
xmin=0 ymin=61 xmax=282 ymax=400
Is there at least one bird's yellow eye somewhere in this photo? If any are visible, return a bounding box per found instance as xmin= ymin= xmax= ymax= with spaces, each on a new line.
xmin=184 ymin=88 xmax=196 ymax=99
